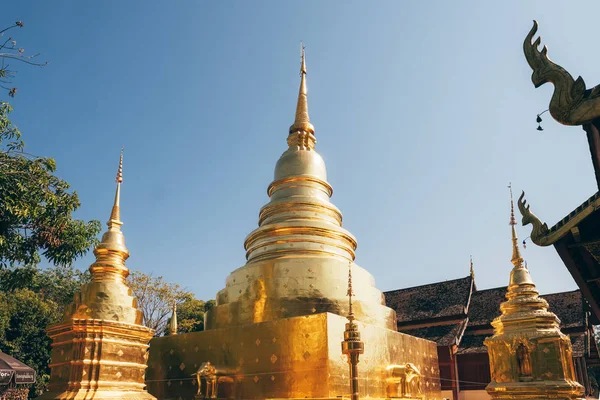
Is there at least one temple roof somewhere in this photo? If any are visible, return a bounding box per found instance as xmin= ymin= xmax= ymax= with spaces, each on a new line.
xmin=384 ymin=276 xmax=473 ymax=325
xmin=466 ymin=287 xmax=586 ymax=330
xmin=401 ymin=322 xmax=468 ymax=347
xmin=385 ymin=276 xmax=592 ymax=354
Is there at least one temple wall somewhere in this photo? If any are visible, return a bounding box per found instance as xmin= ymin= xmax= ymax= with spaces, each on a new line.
xmin=146 ymin=312 xmax=442 ymax=400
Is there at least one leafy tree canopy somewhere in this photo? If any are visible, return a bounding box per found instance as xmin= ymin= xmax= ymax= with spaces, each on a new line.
xmin=0 ymin=20 xmax=100 ymax=268
xmin=0 ymin=101 xmax=101 ymax=268
xmin=127 ymin=269 xmax=214 ymax=336
xmin=0 ymin=265 xmax=90 ymax=397
xmin=164 ymin=298 xmax=216 ymax=335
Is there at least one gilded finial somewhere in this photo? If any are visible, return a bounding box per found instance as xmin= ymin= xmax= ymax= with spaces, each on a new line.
xmin=300 ymin=41 xmax=306 ymax=75
xmin=470 ymin=255 xmax=475 ymax=278
xmin=289 ymin=42 xmax=315 ymax=136
xmin=168 ymin=302 xmax=178 ymax=336
xmin=508 ymin=183 xmax=524 ymax=268
xmin=116 ymin=146 xmax=123 ymax=183
xmin=108 ymin=148 xmax=124 ymax=226
xmin=90 ymin=147 xmax=130 ymax=283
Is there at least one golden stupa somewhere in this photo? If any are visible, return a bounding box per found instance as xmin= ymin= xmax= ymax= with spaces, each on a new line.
xmin=146 ymin=49 xmax=441 ymax=400
xmin=39 ymin=151 xmax=156 ymax=400
xmin=484 ymin=186 xmax=584 ymax=400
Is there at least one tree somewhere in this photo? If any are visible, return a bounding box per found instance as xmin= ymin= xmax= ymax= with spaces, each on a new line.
xmin=0 ymin=20 xmax=100 ymax=268
xmin=0 ymin=20 xmax=48 ymax=98
xmin=0 ymin=103 xmax=102 ymax=268
xmin=127 ymin=270 xmax=193 ymax=335
xmin=0 ymin=265 xmax=90 ymax=398
xmin=0 ymin=289 xmax=61 ymax=397
xmin=163 ymin=298 xmax=216 ymax=335
xmin=127 ymin=270 xmax=216 ymax=336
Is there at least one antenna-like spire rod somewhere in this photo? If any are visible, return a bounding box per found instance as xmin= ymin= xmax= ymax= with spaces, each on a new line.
xmin=341 ymin=261 xmax=364 ymax=400
xmin=508 ymin=183 xmax=524 ymax=268
xmin=347 ymin=260 xmax=355 ymax=322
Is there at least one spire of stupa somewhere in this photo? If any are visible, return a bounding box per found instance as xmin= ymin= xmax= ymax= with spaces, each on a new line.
xmin=108 ymin=147 xmax=124 ymax=226
xmin=90 ymin=147 xmax=130 ymax=283
xmin=289 ymin=42 xmax=314 ymax=136
xmin=168 ymin=302 xmax=178 ymax=336
xmin=506 ymin=183 xmax=534 ymax=290
xmin=483 ymin=186 xmax=583 ymax=399
xmin=508 ymin=183 xmax=524 ymax=268
xmin=342 ymin=261 xmax=364 ymax=400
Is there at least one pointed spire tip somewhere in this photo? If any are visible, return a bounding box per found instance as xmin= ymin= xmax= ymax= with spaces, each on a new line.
xmin=289 ymin=42 xmax=314 ymax=135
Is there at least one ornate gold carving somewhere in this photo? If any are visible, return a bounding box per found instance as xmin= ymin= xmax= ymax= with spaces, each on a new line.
xmin=525 ymin=20 xmax=600 ymax=126
xmin=518 ymin=191 xmax=550 ymax=246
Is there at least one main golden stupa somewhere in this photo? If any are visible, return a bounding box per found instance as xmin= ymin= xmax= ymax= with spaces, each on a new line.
xmin=146 ymin=50 xmax=442 ymax=400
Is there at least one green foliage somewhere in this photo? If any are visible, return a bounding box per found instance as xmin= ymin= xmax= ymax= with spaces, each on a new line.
xmin=164 ymin=298 xmax=216 ymax=335
xmin=127 ymin=270 xmax=193 ymax=335
xmin=127 ymin=269 xmax=214 ymax=336
xmin=0 ymin=265 xmax=89 ymax=397
xmin=0 ymin=289 xmax=60 ymax=397
xmin=0 ymin=102 xmax=101 ymax=268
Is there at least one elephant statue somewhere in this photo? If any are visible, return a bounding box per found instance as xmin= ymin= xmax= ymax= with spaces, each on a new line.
xmin=385 ymin=363 xmax=422 ymax=398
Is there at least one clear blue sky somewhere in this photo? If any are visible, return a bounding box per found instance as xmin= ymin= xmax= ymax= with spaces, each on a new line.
xmin=4 ymin=2 xmax=599 ymax=300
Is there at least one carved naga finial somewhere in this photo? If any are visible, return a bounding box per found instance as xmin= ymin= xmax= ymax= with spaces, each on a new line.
xmin=517 ymin=191 xmax=550 ymax=246
xmin=524 ymin=20 xmax=600 ymax=126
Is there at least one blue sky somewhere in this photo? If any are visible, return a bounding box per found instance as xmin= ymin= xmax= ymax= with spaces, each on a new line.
xmin=4 ymin=2 xmax=599 ymax=300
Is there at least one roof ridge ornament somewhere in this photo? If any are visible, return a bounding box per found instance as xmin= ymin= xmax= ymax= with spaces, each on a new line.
xmin=524 ymin=20 xmax=600 ymax=126
xmin=517 ymin=191 xmax=550 ymax=246
xmin=470 ymin=255 xmax=475 ymax=278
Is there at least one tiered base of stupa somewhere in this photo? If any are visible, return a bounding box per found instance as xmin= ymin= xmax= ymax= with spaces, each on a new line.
xmin=38 ymin=319 xmax=156 ymax=400
xmin=146 ymin=312 xmax=441 ymax=400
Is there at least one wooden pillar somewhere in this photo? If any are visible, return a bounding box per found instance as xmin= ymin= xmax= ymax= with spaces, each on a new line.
xmin=582 ymin=120 xmax=600 ymax=190
xmin=450 ymin=346 xmax=459 ymax=400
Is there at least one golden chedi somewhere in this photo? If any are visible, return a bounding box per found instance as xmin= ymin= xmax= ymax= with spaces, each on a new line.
xmin=484 ymin=186 xmax=584 ymax=400
xmin=39 ymin=152 xmax=156 ymax=400
xmin=204 ymin=47 xmax=395 ymax=331
xmin=146 ymin=48 xmax=441 ymax=400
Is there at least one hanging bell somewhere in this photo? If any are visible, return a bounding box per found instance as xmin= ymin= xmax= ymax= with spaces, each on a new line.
xmin=536 ymin=115 xmax=542 ymax=123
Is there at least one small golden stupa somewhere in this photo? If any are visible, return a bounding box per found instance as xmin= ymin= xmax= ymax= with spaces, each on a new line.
xmin=39 ymin=151 xmax=156 ymax=400
xmin=484 ymin=185 xmax=584 ymax=400
xmin=146 ymin=48 xmax=441 ymax=400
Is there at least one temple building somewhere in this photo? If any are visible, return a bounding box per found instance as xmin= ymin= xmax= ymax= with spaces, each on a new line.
xmin=39 ymin=152 xmax=156 ymax=400
xmin=384 ymin=276 xmax=598 ymax=400
xmin=145 ymin=49 xmax=441 ymax=400
xmin=384 ymin=185 xmax=599 ymax=400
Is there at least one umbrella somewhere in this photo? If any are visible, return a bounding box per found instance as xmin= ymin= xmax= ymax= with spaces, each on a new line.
xmin=0 ymin=352 xmax=35 ymax=386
